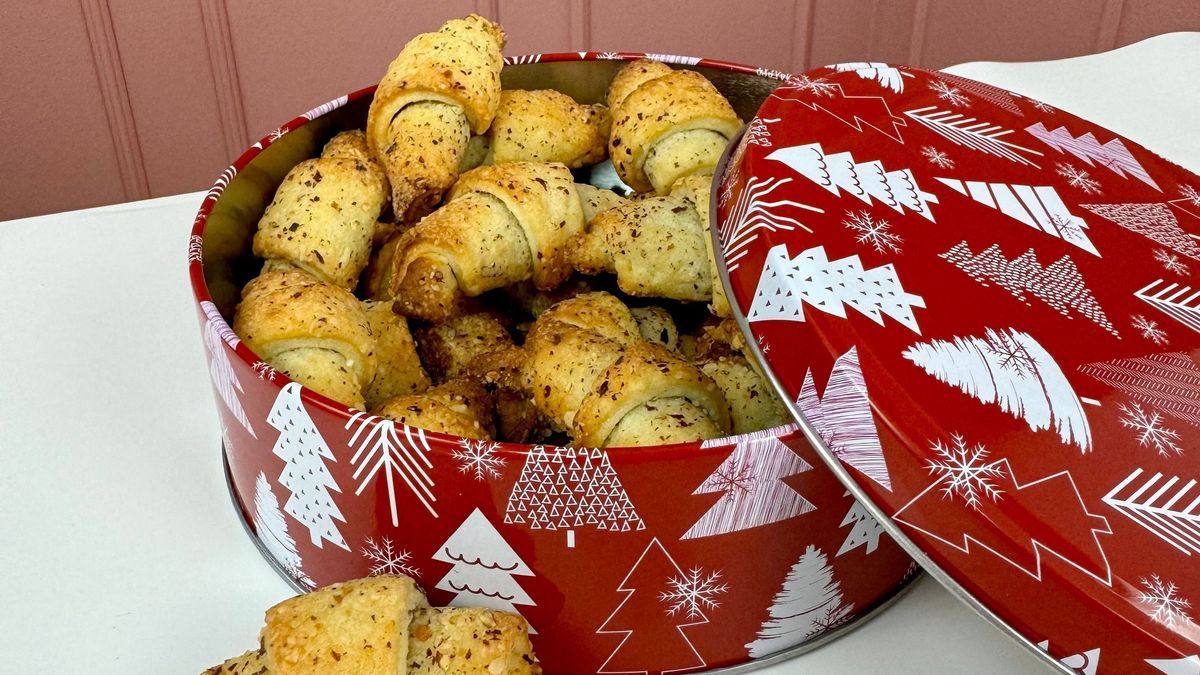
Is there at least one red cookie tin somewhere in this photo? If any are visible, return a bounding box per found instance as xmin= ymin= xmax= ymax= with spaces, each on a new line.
xmin=713 ymin=63 xmax=1200 ymax=674
xmin=188 ymin=54 xmax=916 ymax=674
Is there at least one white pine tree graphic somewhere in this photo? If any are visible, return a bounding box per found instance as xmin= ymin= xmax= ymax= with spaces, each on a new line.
xmin=1147 ymin=656 xmax=1200 ymax=675
xmin=1079 ymin=351 xmax=1200 ymax=427
xmin=1135 ymin=280 xmax=1200 ymax=335
xmin=1104 ymin=468 xmax=1200 ymax=555
xmin=830 ymin=62 xmax=913 ymax=93
xmin=837 ymin=498 xmax=886 ymax=557
xmin=767 ymin=142 xmax=939 ymax=221
xmin=1026 ymin=122 xmax=1160 ymax=190
xmin=1084 ymin=202 xmax=1200 ymax=261
xmin=903 ymin=327 xmax=1092 ymax=452
xmin=681 ymin=431 xmax=816 ymax=540
xmin=748 ymin=244 xmax=926 ymax=334
xmin=935 ymin=178 xmax=1098 ymax=256
xmin=253 ymin=471 xmax=314 ymax=589
xmin=797 ymin=347 xmax=892 ymax=490
xmin=345 ymin=412 xmax=437 ymax=527
xmin=268 ymin=382 xmax=349 ymax=551
xmin=433 ymin=508 xmax=537 ymax=633
xmin=746 ymin=545 xmax=853 ymax=657
xmin=201 ymin=300 xmax=255 ymax=437
xmin=940 ymin=241 xmax=1118 ymax=336
xmin=720 ymin=175 xmax=822 ymax=272
xmin=937 ymin=72 xmax=1024 ymax=115
xmin=904 ymin=107 xmax=1042 ymax=167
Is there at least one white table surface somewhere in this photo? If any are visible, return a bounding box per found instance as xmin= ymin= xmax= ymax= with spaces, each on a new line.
xmin=2 ymin=32 xmax=1197 ymax=675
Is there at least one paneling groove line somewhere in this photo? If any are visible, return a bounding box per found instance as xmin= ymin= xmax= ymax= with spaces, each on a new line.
xmin=907 ymin=0 xmax=931 ymax=66
xmin=568 ymin=0 xmax=591 ymax=52
xmin=791 ymin=0 xmax=816 ymax=71
xmin=79 ymin=0 xmax=150 ymax=201
xmin=199 ymin=0 xmax=249 ymax=162
xmin=1096 ymin=0 xmax=1126 ymax=52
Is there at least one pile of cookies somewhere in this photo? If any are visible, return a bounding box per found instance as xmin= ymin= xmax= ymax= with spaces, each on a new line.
xmin=232 ymin=14 xmax=787 ymax=448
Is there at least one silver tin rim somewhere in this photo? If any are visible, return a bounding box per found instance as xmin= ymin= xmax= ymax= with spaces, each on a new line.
xmin=707 ymin=125 xmax=1070 ymax=675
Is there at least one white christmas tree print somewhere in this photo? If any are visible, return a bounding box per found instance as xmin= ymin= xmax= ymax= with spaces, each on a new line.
xmin=720 ymin=175 xmax=822 ymax=272
xmin=201 ymin=301 xmax=255 ymax=438
xmin=921 ymin=146 xmax=954 ymax=168
xmin=1035 ymin=641 xmax=1100 ymax=675
xmin=1029 ymin=98 xmax=1056 ymax=113
xmin=433 ymin=508 xmax=537 ymax=632
xmin=1026 ymin=122 xmax=1160 ymax=190
xmin=1135 ymin=280 xmax=1200 ymax=334
xmin=934 ymin=178 xmax=1098 ymax=256
xmin=1133 ymin=315 xmax=1170 ymax=346
xmin=767 ymin=142 xmax=938 ymax=221
xmin=929 ymin=79 xmax=970 ymax=107
xmin=774 ymin=74 xmax=837 ymax=97
xmin=940 ymin=241 xmax=1118 ymax=336
xmin=188 ymin=234 xmax=204 ymax=262
xmin=682 ymin=431 xmax=816 ymax=540
xmin=837 ymin=498 xmax=886 ymax=557
xmin=778 ymin=84 xmax=908 ymax=144
xmin=253 ymin=471 xmax=314 ymax=589
xmin=597 ymin=51 xmax=621 ymax=60
xmin=1118 ymin=402 xmax=1183 ymax=457
xmin=1083 ymin=202 xmax=1200 ymax=260
xmin=796 ymin=347 xmax=892 ymax=489
xmin=1155 ymin=249 xmax=1190 ymax=276
xmin=504 ymin=446 xmax=644 ymax=546
xmin=937 ymin=72 xmax=1024 ymax=114
xmin=1147 ymin=655 xmax=1200 ymax=675
xmin=831 ymin=62 xmax=912 ymax=93
xmin=451 ymin=438 xmax=506 ymax=481
xmin=746 ymin=545 xmax=853 ymax=657
xmin=843 ymin=210 xmax=902 ymax=254
xmin=748 ymin=244 xmax=926 ymax=334
xmin=1104 ymin=468 xmax=1200 ymax=555
xmin=903 ymin=327 xmax=1093 ymax=451
xmin=926 ymin=433 xmax=1006 ymax=510
xmin=743 ymin=116 xmax=780 ymax=148
xmin=346 ymin=412 xmax=437 ymax=526
xmin=302 ymin=94 xmax=348 ymax=121
xmin=660 ymin=567 xmax=728 ymax=619
xmin=755 ymin=66 xmax=790 ymax=80
xmin=362 ymin=537 xmax=420 ymax=578
xmin=904 ymin=107 xmax=1042 ymax=167
xmin=1056 ymin=163 xmax=1102 ymax=194
xmin=268 ymin=382 xmax=349 ymax=551
xmin=644 ymin=53 xmax=700 ymax=66
xmin=1080 ymin=351 xmax=1200 ymax=427
xmin=252 ymin=360 xmax=279 ymax=382
xmin=1138 ymin=575 xmax=1193 ymax=628
xmin=1182 ymin=185 xmax=1200 ymax=208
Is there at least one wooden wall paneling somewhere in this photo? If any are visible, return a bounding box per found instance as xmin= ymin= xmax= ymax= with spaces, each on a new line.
xmin=492 ymin=0 xmax=582 ymax=54
xmin=809 ymin=0 xmax=918 ymax=69
xmin=224 ymin=0 xmax=476 ymax=140
xmin=1116 ymin=0 xmax=1200 ymax=46
xmin=588 ymin=0 xmax=795 ymax=71
xmin=108 ymin=1 xmax=232 ymax=196
xmin=0 ymin=2 xmax=128 ymax=220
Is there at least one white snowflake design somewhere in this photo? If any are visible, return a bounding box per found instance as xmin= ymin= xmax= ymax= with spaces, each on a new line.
xmin=266 ymin=127 xmax=287 ymax=143
xmin=597 ymin=51 xmax=621 ymax=60
xmin=1119 ymin=401 xmax=1184 ymax=457
xmin=929 ymin=79 xmax=970 ymax=107
xmin=188 ymin=234 xmax=204 ymax=262
xmin=710 ymin=461 xmax=756 ymax=500
xmin=1180 ymin=184 xmax=1200 ymax=207
xmin=744 ymin=116 xmax=780 ymax=147
xmin=252 ymin=360 xmax=279 ymax=381
xmin=1056 ymin=163 xmax=1102 ymax=195
xmin=1029 ymin=98 xmax=1056 ymax=113
xmin=843 ymin=210 xmax=902 ymax=254
xmin=810 ymin=603 xmax=854 ymax=635
xmin=926 ymin=434 xmax=1006 ymax=510
xmin=1154 ymin=248 xmax=1190 ymax=275
xmin=983 ymin=330 xmax=1036 ymax=375
xmin=361 ymin=537 xmax=421 ymax=579
xmin=921 ymin=145 xmax=954 ymax=169
xmin=660 ymin=567 xmax=729 ymax=620
xmin=779 ymin=74 xmax=838 ymax=98
xmin=451 ymin=438 xmax=506 ymax=481
xmin=1132 ymin=314 xmax=1169 ymax=346
xmin=755 ymin=66 xmax=791 ymax=81
xmin=1137 ymin=575 xmax=1193 ymax=628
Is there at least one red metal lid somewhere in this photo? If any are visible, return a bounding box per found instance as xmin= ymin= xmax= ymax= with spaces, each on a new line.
xmin=712 ymin=63 xmax=1200 ymax=674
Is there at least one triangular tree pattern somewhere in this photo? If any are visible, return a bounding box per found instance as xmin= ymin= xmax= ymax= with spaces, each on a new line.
xmin=681 ymin=431 xmax=816 ymax=540
xmin=1146 ymin=655 xmax=1200 ymax=675
xmin=745 ymin=544 xmax=853 ymax=658
xmin=268 ymin=382 xmax=349 ymax=551
xmin=504 ymin=446 xmax=644 ymax=543
xmin=1135 ymin=279 xmax=1200 ymax=334
xmin=767 ymin=142 xmax=939 ymax=221
xmin=1104 ymin=468 xmax=1200 ymax=556
xmin=904 ymin=107 xmax=1041 ymax=167
xmin=830 ymin=62 xmax=912 ymax=94
xmin=1036 ymin=641 xmax=1100 ymax=675
xmin=201 ymin=300 xmax=255 ymax=437
xmin=1082 ymin=202 xmax=1200 ymax=261
xmin=936 ymin=71 xmax=1023 ymax=114
xmin=253 ymin=471 xmax=315 ymax=589
xmin=432 ymin=508 xmax=538 ymax=633
xmin=797 ymin=347 xmax=892 ymax=489
xmin=903 ymin=327 xmax=1092 ymax=451
xmin=1079 ymin=351 xmax=1200 ymax=427
xmin=597 ymin=538 xmax=714 ymax=673
xmin=748 ymin=244 xmax=926 ymax=334
xmin=940 ymin=241 xmax=1118 ymax=336
xmin=1026 ymin=122 xmax=1160 ymax=190
xmin=837 ymin=497 xmax=887 ymax=557
xmin=774 ymin=80 xmax=907 ymax=143
xmin=936 ymin=178 xmax=1098 ymax=256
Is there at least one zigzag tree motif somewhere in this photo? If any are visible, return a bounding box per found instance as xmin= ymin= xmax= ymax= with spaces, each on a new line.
xmin=1027 ymin=122 xmax=1160 ymax=190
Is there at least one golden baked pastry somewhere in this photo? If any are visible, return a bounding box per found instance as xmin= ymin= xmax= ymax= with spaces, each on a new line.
xmin=366 ymin=15 xmax=506 ymax=223
xmin=699 ymin=355 xmax=788 ymax=435
xmin=406 ymin=607 xmax=539 ymax=675
xmin=202 ymin=649 xmax=268 ymax=674
xmin=362 ymin=300 xmax=431 ymax=409
xmin=374 ymin=379 xmax=495 ymax=440
xmin=630 ymin=306 xmax=679 ymax=352
xmin=463 ymin=89 xmax=609 ymax=169
xmin=415 ymin=313 xmax=514 ymax=382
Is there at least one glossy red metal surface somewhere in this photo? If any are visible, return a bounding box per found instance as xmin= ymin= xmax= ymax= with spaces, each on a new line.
xmin=715 ymin=64 xmax=1200 ymax=674
xmin=188 ymin=54 xmax=914 ymax=675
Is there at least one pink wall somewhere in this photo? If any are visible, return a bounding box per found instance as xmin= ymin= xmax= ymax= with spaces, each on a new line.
xmin=2 ymin=0 xmax=1198 ymax=220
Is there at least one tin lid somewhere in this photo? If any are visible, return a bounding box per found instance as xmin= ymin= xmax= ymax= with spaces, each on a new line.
xmin=711 ymin=64 xmax=1200 ymax=674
